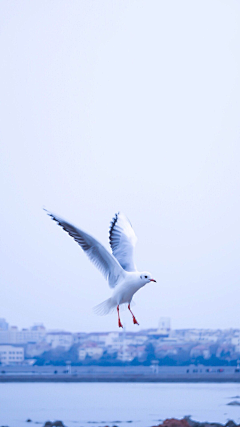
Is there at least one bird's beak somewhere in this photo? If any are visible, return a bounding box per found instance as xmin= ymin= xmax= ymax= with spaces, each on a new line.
xmin=150 ymin=279 xmax=157 ymax=282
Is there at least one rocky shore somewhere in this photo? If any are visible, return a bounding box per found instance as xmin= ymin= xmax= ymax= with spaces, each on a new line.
xmin=31 ymin=418 xmax=240 ymax=427
xmin=152 ymin=418 xmax=240 ymax=427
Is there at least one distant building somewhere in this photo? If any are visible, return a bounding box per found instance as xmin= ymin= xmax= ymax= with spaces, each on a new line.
xmin=26 ymin=342 xmax=51 ymax=357
xmin=0 ymin=319 xmax=8 ymax=331
xmin=73 ymin=333 xmax=88 ymax=345
xmin=155 ymin=344 xmax=178 ymax=357
xmin=30 ymin=323 xmax=46 ymax=332
xmin=87 ymin=332 xmax=108 ymax=344
xmin=46 ymin=331 xmax=73 ymax=350
xmin=78 ymin=348 xmax=87 ymax=360
xmin=157 ymin=317 xmax=171 ymax=336
xmin=190 ymin=345 xmax=211 ymax=359
xmin=0 ymin=345 xmax=24 ymax=365
xmin=216 ymin=343 xmax=234 ymax=358
xmin=105 ymin=332 xmax=120 ymax=347
xmin=232 ymin=335 xmax=240 ymax=353
xmin=0 ymin=328 xmax=46 ymax=344
xmin=78 ymin=343 xmax=103 ymax=360
xmin=117 ymin=345 xmax=137 ymax=362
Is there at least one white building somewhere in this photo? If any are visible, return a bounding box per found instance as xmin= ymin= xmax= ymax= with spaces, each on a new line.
xmin=183 ymin=329 xmax=219 ymax=343
xmin=105 ymin=332 xmax=119 ymax=346
xmin=46 ymin=331 xmax=73 ymax=350
xmin=232 ymin=335 xmax=240 ymax=353
xmin=0 ymin=345 xmax=24 ymax=365
xmin=0 ymin=327 xmax=46 ymax=344
xmin=157 ymin=317 xmax=171 ymax=335
xmin=117 ymin=345 xmax=137 ymax=362
xmin=78 ymin=343 xmax=103 ymax=360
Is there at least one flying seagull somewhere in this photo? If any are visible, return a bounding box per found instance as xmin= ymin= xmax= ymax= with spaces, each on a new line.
xmin=45 ymin=210 xmax=156 ymax=328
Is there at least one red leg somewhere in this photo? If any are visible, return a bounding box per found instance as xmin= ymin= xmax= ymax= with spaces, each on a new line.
xmin=128 ymin=304 xmax=139 ymax=325
xmin=117 ymin=305 xmax=123 ymax=328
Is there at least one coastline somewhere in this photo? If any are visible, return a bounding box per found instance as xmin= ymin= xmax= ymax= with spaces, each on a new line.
xmin=2 ymin=365 xmax=240 ymax=382
xmin=24 ymin=417 xmax=240 ymax=427
xmin=1 ymin=373 xmax=240 ymax=382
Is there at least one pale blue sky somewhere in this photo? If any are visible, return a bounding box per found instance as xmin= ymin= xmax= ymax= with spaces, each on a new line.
xmin=0 ymin=1 xmax=240 ymax=332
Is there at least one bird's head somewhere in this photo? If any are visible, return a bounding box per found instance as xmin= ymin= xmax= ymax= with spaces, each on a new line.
xmin=140 ymin=272 xmax=157 ymax=284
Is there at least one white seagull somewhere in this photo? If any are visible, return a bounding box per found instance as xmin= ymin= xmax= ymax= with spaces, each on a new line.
xmin=45 ymin=210 xmax=156 ymax=328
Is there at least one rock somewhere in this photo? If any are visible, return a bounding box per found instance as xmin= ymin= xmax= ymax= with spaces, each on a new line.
xmin=43 ymin=423 xmax=65 ymax=427
xmin=152 ymin=418 xmax=191 ymax=427
xmin=26 ymin=420 xmax=32 ymax=423
xmin=204 ymin=423 xmax=223 ymax=427
xmin=184 ymin=418 xmax=203 ymax=427
xmin=152 ymin=419 xmax=240 ymax=427
xmin=225 ymin=422 xmax=236 ymax=427
xmin=227 ymin=401 xmax=240 ymax=406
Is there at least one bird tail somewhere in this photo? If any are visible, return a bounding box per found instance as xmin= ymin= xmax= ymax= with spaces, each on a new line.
xmin=93 ymin=298 xmax=116 ymax=316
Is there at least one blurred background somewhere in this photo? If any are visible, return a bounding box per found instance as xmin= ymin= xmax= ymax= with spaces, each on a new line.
xmin=0 ymin=0 xmax=240 ymax=335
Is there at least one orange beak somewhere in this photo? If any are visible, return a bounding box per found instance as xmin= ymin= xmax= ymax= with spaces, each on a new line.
xmin=150 ymin=279 xmax=157 ymax=282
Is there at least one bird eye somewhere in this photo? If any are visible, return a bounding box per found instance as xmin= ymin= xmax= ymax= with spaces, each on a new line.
xmin=145 ymin=275 xmax=148 ymax=279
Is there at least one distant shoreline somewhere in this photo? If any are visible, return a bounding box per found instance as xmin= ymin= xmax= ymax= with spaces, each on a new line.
xmin=1 ymin=373 xmax=240 ymax=382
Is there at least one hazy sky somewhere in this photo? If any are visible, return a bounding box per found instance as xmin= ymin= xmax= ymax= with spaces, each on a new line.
xmin=0 ymin=1 xmax=240 ymax=333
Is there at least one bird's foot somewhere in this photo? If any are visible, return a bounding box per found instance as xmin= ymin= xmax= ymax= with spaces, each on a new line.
xmin=133 ymin=317 xmax=139 ymax=325
xmin=118 ymin=319 xmax=123 ymax=328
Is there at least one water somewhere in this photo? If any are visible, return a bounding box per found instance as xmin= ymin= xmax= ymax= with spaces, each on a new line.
xmin=1 ymin=383 xmax=240 ymax=427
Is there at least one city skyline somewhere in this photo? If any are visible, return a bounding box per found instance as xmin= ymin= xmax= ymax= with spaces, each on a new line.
xmin=1 ymin=314 xmax=240 ymax=367
xmin=1 ymin=316 xmax=240 ymax=335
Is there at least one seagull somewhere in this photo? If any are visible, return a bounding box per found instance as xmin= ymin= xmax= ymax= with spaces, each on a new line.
xmin=45 ymin=210 xmax=156 ymax=328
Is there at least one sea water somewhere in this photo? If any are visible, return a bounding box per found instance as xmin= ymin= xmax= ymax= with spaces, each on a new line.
xmin=1 ymin=382 xmax=240 ymax=427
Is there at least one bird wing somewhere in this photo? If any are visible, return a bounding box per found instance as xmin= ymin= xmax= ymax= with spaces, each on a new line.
xmin=45 ymin=210 xmax=125 ymax=288
xmin=109 ymin=212 xmax=137 ymax=272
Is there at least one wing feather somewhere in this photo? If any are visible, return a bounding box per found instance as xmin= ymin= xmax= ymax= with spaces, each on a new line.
xmin=45 ymin=209 xmax=125 ymax=288
xmin=109 ymin=212 xmax=137 ymax=272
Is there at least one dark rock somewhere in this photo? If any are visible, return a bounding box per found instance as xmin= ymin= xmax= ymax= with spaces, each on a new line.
xmin=185 ymin=418 xmax=231 ymax=427
xmin=187 ymin=419 xmax=222 ymax=427
xmin=26 ymin=420 xmax=32 ymax=423
xmin=185 ymin=418 xmax=203 ymax=427
xmin=43 ymin=422 xmax=65 ymax=427
xmin=227 ymin=401 xmax=240 ymax=406
xmin=225 ymin=422 xmax=236 ymax=427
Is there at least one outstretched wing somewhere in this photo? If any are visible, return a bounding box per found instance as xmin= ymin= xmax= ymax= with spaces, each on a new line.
xmin=109 ymin=212 xmax=137 ymax=272
xmin=45 ymin=209 xmax=125 ymax=288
